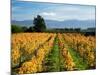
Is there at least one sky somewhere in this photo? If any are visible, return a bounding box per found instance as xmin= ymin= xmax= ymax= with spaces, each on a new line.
xmin=12 ymin=0 xmax=96 ymax=21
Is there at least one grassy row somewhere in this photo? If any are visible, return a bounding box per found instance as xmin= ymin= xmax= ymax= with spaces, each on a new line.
xmin=43 ymin=36 xmax=61 ymax=72
xmin=62 ymin=34 xmax=88 ymax=70
xmin=68 ymin=48 xmax=88 ymax=70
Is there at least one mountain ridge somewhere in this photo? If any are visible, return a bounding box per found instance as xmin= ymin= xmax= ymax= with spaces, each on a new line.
xmin=11 ymin=19 xmax=95 ymax=29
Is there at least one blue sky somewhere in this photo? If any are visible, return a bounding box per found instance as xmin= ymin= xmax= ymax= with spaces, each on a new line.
xmin=12 ymin=0 xmax=96 ymax=21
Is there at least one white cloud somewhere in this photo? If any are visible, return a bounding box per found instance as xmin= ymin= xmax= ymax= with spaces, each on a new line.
xmin=41 ymin=12 xmax=56 ymax=16
xmin=35 ymin=4 xmax=95 ymax=21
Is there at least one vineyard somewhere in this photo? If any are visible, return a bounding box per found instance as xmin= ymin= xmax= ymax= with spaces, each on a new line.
xmin=11 ymin=33 xmax=96 ymax=74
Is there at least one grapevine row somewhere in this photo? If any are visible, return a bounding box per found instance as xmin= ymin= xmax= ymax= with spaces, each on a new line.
xmin=63 ymin=33 xmax=96 ymax=68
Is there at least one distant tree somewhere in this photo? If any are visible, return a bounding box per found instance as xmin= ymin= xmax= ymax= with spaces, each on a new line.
xmin=22 ymin=26 xmax=28 ymax=32
xmin=74 ymin=28 xmax=81 ymax=32
xmin=27 ymin=26 xmax=35 ymax=32
xmin=65 ymin=28 xmax=69 ymax=32
xmin=33 ymin=15 xmax=46 ymax=32
xmin=11 ymin=25 xmax=23 ymax=33
xmin=69 ymin=28 xmax=74 ymax=32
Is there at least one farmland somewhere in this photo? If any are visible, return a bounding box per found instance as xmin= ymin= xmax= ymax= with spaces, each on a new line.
xmin=11 ymin=32 xmax=96 ymax=74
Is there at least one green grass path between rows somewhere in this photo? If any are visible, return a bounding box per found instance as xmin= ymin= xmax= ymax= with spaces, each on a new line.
xmin=43 ymin=36 xmax=60 ymax=72
xmin=62 ymin=34 xmax=88 ymax=70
